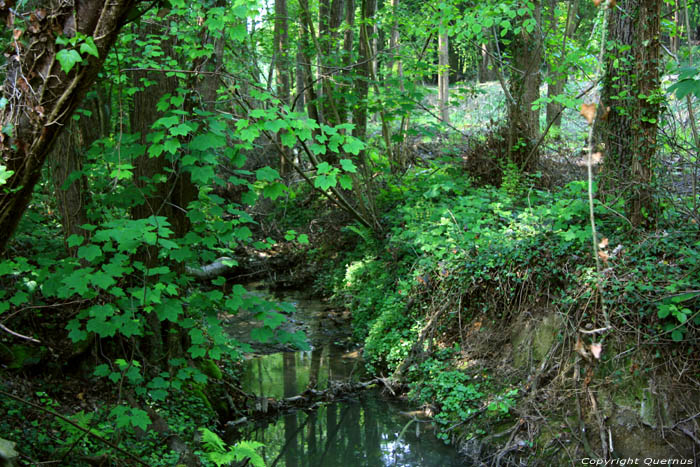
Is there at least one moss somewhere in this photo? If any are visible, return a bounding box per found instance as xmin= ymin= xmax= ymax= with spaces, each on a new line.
xmin=199 ymin=359 xmax=223 ymax=380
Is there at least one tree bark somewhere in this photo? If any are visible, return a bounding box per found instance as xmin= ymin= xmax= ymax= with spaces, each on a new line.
xmin=478 ymin=41 xmax=498 ymax=83
xmin=353 ymin=0 xmax=377 ymax=143
xmin=546 ymin=0 xmax=580 ymax=128
xmin=508 ymin=0 xmax=542 ymax=172
xmin=596 ymin=0 xmax=661 ymax=228
xmin=48 ymin=89 xmax=107 ymax=255
xmin=438 ymin=23 xmax=450 ymax=124
xmin=0 ymin=0 xmax=141 ymax=252
xmin=298 ymin=0 xmax=320 ymax=124
xmin=275 ymin=0 xmax=291 ymax=174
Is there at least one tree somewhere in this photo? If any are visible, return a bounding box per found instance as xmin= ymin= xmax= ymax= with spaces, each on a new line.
xmin=48 ymin=89 xmax=108 ymax=256
xmin=596 ymin=0 xmax=661 ymax=228
xmin=545 ymin=0 xmax=581 ymax=128
xmin=0 ymin=0 xmax=141 ymax=252
xmin=507 ymin=0 xmax=543 ymax=172
xmin=438 ymin=18 xmax=450 ymax=124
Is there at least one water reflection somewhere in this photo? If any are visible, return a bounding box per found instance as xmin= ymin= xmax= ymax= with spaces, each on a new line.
xmin=241 ymin=344 xmax=362 ymax=400
xmin=238 ymin=348 xmax=466 ymax=467
xmin=232 ymin=287 xmax=467 ymax=466
xmin=238 ymin=389 xmax=467 ymax=467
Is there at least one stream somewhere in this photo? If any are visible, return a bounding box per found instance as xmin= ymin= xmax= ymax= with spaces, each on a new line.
xmin=224 ymin=285 xmax=469 ymax=466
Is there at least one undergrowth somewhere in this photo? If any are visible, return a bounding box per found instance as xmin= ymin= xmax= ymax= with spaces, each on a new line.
xmin=316 ymin=161 xmax=700 ymax=444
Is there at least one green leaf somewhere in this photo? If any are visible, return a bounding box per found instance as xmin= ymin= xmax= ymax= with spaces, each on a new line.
xmin=340 ymin=159 xmax=357 ymax=173
xmin=316 ymin=162 xmax=332 ymax=175
xmin=155 ymin=300 xmax=182 ymax=323
xmin=78 ymin=244 xmax=101 ymax=262
xmin=79 ymin=37 xmax=99 ymax=58
xmin=255 ymin=166 xmax=280 ymax=182
xmin=201 ymin=428 xmax=227 ymax=453
xmin=342 ymin=137 xmax=365 ymax=155
xmin=314 ymin=173 xmax=336 ymax=190
xmin=56 ymin=49 xmax=83 ymax=74
xmin=191 ymin=132 xmax=226 ymax=151
xmin=339 ymin=174 xmax=353 ymax=189
xmin=169 ymin=123 xmax=192 ymax=136
xmin=671 ymin=329 xmax=684 ymax=342
xmin=263 ymin=182 xmax=286 ymax=200
xmin=163 ymin=138 xmax=181 ymax=154
xmin=129 ymin=408 xmax=151 ymax=431
xmin=153 ymin=115 xmax=179 ymax=128
xmin=263 ymin=119 xmax=287 ymax=132
xmin=67 ymin=234 xmax=84 ymax=248
xmin=250 ymin=327 xmax=273 ymax=343
xmin=657 ymin=304 xmax=672 ymax=319
xmin=280 ymin=131 xmax=296 ymax=147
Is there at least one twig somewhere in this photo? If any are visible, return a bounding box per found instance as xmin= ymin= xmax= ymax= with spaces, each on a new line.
xmin=0 ymin=323 xmax=40 ymax=343
xmin=578 ymin=326 xmax=611 ymax=335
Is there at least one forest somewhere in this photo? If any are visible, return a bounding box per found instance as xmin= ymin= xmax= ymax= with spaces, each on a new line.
xmin=0 ymin=0 xmax=699 ymax=465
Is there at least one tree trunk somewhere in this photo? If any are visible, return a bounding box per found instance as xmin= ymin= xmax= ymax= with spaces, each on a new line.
xmin=388 ymin=0 xmax=403 ymax=87
xmin=438 ymin=24 xmax=450 ymax=124
xmin=0 ymin=0 xmax=140 ymax=253
xmin=353 ymin=0 xmax=377 ymax=143
xmin=298 ymin=0 xmax=320 ymax=124
xmin=49 ymin=89 xmax=107 ymax=255
xmin=338 ymin=0 xmax=355 ymax=124
xmin=546 ymin=0 xmax=580 ymax=128
xmin=508 ymin=0 xmax=542 ymax=172
xmin=275 ymin=0 xmax=291 ymax=174
xmin=478 ymin=41 xmax=498 ymax=83
xmin=597 ymin=0 xmax=661 ymax=228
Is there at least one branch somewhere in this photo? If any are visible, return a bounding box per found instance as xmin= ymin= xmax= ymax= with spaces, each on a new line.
xmin=0 ymin=323 xmax=40 ymax=343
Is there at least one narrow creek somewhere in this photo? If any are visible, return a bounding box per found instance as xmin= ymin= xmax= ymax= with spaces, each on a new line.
xmin=224 ymin=284 xmax=469 ymax=466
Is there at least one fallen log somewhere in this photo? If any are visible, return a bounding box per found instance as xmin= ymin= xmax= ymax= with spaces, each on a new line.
xmin=231 ymin=378 xmax=402 ymax=421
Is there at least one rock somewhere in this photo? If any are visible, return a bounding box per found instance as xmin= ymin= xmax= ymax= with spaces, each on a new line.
xmin=0 ymin=438 xmax=18 ymax=467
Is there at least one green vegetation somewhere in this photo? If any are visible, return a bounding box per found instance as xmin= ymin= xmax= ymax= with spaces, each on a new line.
xmin=1 ymin=0 xmax=699 ymax=464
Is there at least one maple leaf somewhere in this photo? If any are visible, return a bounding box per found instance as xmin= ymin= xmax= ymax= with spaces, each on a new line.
xmin=590 ymin=342 xmax=603 ymax=359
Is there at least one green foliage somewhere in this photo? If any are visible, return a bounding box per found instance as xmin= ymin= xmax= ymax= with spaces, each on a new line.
xmin=55 ymin=33 xmax=99 ymax=74
xmin=200 ymin=429 xmax=265 ymax=467
xmin=0 ymin=164 xmax=13 ymax=186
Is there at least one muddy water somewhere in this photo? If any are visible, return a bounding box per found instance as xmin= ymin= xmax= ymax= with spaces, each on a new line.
xmin=228 ymin=286 xmax=469 ymax=466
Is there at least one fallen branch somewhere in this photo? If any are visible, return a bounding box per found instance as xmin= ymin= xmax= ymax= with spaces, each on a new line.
xmin=0 ymin=323 xmax=40 ymax=343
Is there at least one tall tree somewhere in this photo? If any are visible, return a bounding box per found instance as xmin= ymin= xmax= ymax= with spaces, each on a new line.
xmin=353 ymin=0 xmax=377 ymax=143
xmin=438 ymin=19 xmax=450 ymax=124
xmin=596 ymin=0 xmax=661 ymax=227
xmin=545 ymin=0 xmax=580 ymax=128
xmin=507 ymin=0 xmax=543 ymax=172
xmin=49 ymin=89 xmax=108 ymax=256
xmin=0 ymin=0 xmax=141 ymax=252
xmin=275 ymin=0 xmax=292 ymax=174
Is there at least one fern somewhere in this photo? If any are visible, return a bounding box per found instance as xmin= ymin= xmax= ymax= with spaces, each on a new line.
xmin=200 ymin=428 xmax=265 ymax=467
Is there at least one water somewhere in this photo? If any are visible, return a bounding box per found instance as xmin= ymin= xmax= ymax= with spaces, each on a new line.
xmin=236 ymin=389 xmax=466 ymax=467
xmin=227 ymin=286 xmax=468 ymax=466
